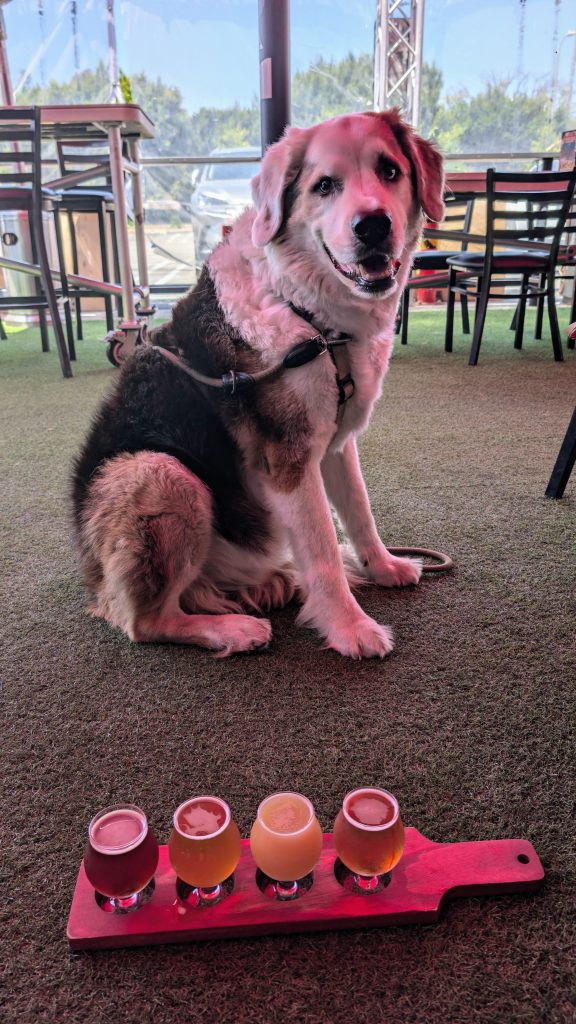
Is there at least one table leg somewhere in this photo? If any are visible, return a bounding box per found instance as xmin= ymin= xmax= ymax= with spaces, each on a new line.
xmin=127 ymin=138 xmax=151 ymax=306
xmin=107 ymin=124 xmax=136 ymax=325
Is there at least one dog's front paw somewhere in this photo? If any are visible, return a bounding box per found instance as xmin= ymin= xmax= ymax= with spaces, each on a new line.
xmin=367 ymin=552 xmax=423 ymax=588
xmin=323 ymin=615 xmax=394 ymax=660
xmin=212 ymin=615 xmax=272 ymax=657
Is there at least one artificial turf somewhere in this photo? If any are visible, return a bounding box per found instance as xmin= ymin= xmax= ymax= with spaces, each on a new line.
xmin=1 ymin=307 xmax=575 ymax=1024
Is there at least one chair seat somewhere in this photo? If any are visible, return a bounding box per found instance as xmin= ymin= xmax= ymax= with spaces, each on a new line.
xmin=412 ymin=250 xmax=462 ymax=271
xmin=57 ymin=186 xmax=114 ymax=201
xmin=447 ymin=250 xmax=550 ymax=272
xmin=0 ymin=185 xmax=59 ymax=207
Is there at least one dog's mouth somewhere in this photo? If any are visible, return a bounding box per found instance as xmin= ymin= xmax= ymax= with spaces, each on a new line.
xmin=323 ymin=243 xmax=401 ymax=293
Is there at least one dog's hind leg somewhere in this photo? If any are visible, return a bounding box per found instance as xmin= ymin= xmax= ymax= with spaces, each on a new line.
xmin=79 ymin=452 xmax=272 ymax=654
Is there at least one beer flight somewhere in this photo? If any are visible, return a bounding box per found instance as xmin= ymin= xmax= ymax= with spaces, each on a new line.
xmin=83 ymin=787 xmax=405 ymax=913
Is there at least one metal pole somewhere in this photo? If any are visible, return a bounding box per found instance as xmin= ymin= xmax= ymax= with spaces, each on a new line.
xmin=0 ymin=1 xmax=15 ymax=105
xmin=412 ymin=0 xmax=425 ymax=128
xmin=106 ymin=0 xmax=122 ymax=103
xmin=258 ymin=0 xmax=290 ymax=149
xmin=127 ymin=138 xmax=151 ymax=307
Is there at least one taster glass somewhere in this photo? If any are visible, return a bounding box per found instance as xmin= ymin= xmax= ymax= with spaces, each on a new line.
xmin=333 ymin=787 xmax=405 ymax=894
xmin=83 ymin=804 xmax=159 ymax=913
xmin=168 ymin=796 xmax=241 ymax=906
xmin=250 ymin=791 xmax=323 ymax=901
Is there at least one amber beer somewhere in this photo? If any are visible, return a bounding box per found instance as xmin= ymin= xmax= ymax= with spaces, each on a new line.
xmin=333 ymin=788 xmax=405 ymax=879
xmin=168 ymin=796 xmax=241 ymax=890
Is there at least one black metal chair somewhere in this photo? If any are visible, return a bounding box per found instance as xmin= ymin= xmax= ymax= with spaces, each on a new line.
xmin=545 ymin=404 xmax=576 ymax=498
xmin=49 ymin=137 xmax=122 ymax=339
xmin=445 ymin=168 xmax=576 ymax=365
xmin=398 ymin=195 xmax=475 ymax=345
xmin=0 ymin=106 xmax=73 ymax=378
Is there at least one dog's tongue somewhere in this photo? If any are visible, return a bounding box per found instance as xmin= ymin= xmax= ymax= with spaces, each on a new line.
xmin=357 ymin=255 xmax=399 ymax=282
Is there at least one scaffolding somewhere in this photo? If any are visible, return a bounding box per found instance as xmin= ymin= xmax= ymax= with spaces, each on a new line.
xmin=373 ymin=0 xmax=425 ymax=127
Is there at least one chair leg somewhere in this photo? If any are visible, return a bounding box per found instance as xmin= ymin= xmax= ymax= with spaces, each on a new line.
xmin=29 ymin=219 xmax=50 ymax=353
xmin=97 ymin=203 xmax=115 ymax=332
xmin=568 ymin=271 xmax=576 ymax=350
xmin=39 ymin=308 xmax=50 ymax=352
xmin=444 ymin=268 xmax=456 ymax=352
xmin=461 ymin=293 xmax=470 ymax=334
xmin=75 ymin=297 xmax=83 ymax=340
xmin=31 ymin=205 xmax=72 ymax=378
xmin=401 ymin=288 xmax=410 ymax=345
xmin=545 ymin=404 xmax=576 ymax=498
xmin=534 ymin=273 xmax=545 ymax=340
xmin=68 ymin=211 xmax=83 ymax=341
xmin=546 ymin=271 xmax=564 ymax=362
xmin=469 ymin=274 xmax=490 ymax=366
xmin=514 ymin=275 xmax=529 ymax=350
xmin=510 ymin=302 xmax=518 ymax=332
xmin=53 ymin=207 xmax=76 ymax=361
xmin=0 ymin=318 xmax=6 ymax=340
xmin=109 ymin=208 xmax=123 ymax=320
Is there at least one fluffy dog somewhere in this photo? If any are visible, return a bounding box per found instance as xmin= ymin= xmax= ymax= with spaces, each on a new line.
xmin=71 ymin=111 xmax=444 ymax=658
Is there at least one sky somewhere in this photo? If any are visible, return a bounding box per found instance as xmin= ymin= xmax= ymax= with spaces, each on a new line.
xmin=5 ymin=0 xmax=576 ymax=115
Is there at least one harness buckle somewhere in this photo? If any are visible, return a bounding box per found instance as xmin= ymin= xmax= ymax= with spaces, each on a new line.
xmin=221 ymin=370 xmax=255 ymax=394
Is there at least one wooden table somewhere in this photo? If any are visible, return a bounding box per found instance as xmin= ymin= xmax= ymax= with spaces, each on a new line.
xmin=40 ymin=103 xmax=155 ymax=337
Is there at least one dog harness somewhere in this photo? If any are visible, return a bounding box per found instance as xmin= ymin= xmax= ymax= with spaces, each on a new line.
xmin=153 ymin=308 xmax=355 ymax=426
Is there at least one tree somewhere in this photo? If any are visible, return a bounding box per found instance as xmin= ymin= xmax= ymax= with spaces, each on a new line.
xmin=292 ymin=53 xmax=373 ymax=124
xmin=431 ymin=78 xmax=568 ymax=160
xmin=420 ymin=63 xmax=443 ymax=140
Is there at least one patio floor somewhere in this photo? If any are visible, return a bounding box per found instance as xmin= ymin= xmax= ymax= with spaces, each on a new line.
xmin=1 ymin=306 xmax=575 ymax=1024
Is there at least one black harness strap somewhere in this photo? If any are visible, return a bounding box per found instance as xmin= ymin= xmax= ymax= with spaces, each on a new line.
xmin=152 ymin=303 xmax=355 ymax=422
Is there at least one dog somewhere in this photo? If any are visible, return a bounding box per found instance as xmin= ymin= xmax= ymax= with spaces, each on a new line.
xmin=71 ymin=110 xmax=444 ymax=658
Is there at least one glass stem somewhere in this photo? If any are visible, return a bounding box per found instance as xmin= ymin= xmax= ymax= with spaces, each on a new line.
xmin=275 ymin=879 xmax=299 ymax=900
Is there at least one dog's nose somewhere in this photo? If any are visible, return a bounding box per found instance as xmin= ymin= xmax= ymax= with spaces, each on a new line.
xmin=352 ymin=211 xmax=392 ymax=247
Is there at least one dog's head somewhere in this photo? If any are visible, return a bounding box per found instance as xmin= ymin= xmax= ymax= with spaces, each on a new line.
xmin=251 ymin=111 xmax=444 ymax=299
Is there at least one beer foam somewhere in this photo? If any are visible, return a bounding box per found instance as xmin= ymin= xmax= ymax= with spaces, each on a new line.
xmin=90 ymin=808 xmax=146 ymax=854
xmin=180 ymin=803 xmax=223 ymax=837
xmin=343 ymin=788 xmax=399 ymax=830
xmin=259 ymin=793 xmax=313 ymax=834
xmin=174 ymin=797 xmax=230 ymax=839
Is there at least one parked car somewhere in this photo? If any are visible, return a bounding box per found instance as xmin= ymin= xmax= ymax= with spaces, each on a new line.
xmin=190 ymin=147 xmax=261 ymax=270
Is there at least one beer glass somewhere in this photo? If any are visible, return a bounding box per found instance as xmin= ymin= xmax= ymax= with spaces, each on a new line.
xmin=83 ymin=804 xmax=159 ymax=913
xmin=333 ymin=787 xmax=405 ymax=893
xmin=250 ymin=792 xmax=323 ymax=900
xmin=168 ymin=796 xmax=241 ymax=906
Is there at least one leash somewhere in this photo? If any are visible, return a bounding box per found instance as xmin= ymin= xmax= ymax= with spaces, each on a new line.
xmin=153 ymin=306 xmax=355 ymax=425
xmin=151 ymin=310 xmax=452 ymax=573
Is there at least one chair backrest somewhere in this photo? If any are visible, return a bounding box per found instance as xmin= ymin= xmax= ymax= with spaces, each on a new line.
xmin=440 ymin=195 xmax=475 ymax=252
xmin=0 ymin=106 xmax=42 ymax=202
xmin=55 ymin=137 xmax=113 ymax=190
xmin=485 ymin=168 xmax=576 ymax=270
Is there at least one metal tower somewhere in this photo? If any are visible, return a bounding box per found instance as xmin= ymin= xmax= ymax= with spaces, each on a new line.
xmin=373 ymin=0 xmax=425 ymax=127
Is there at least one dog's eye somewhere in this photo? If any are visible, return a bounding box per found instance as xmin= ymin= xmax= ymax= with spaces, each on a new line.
xmin=377 ymin=158 xmax=400 ymax=182
xmin=314 ymin=176 xmax=337 ymax=197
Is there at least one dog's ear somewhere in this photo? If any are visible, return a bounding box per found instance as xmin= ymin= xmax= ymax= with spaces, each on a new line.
xmin=251 ymin=126 xmax=309 ymax=247
xmin=385 ymin=112 xmax=445 ymax=223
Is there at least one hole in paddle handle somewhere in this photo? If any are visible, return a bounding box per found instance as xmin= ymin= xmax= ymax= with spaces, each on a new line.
xmin=517 ymin=854 xmax=530 ymax=864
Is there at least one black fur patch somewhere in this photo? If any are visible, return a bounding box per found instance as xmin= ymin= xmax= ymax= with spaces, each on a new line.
xmin=72 ymin=270 xmax=272 ymax=551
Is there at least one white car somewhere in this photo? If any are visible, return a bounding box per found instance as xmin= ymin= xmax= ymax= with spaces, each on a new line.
xmin=190 ymin=147 xmax=261 ymax=270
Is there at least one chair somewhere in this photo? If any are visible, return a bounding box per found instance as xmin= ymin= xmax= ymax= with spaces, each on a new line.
xmin=445 ymin=168 xmax=576 ymax=365
xmin=398 ymin=195 xmax=475 ymax=345
xmin=545 ymin=404 xmax=576 ymax=498
xmin=49 ymin=137 xmax=122 ymax=339
xmin=0 ymin=106 xmax=73 ymax=377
